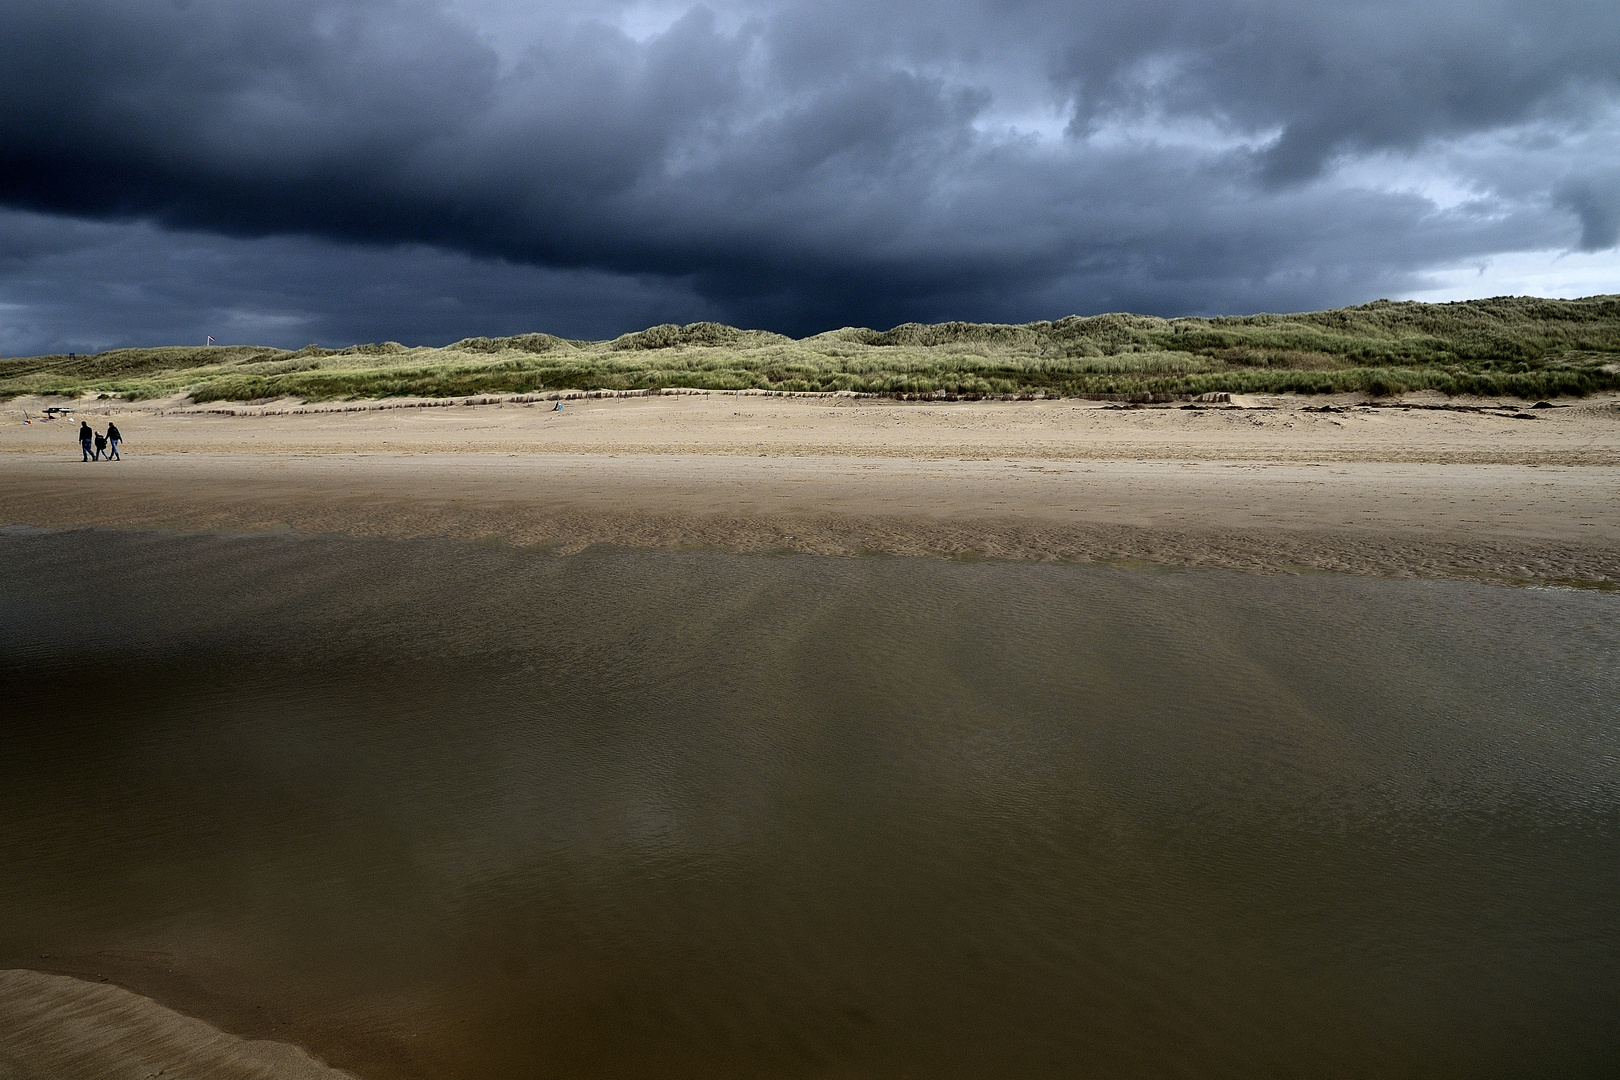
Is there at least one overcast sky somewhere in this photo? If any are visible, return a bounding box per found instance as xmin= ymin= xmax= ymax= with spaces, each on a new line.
xmin=3 ymin=0 xmax=1619 ymax=353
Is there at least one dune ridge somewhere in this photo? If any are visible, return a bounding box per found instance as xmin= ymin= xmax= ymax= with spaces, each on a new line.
xmin=5 ymin=296 xmax=1620 ymax=402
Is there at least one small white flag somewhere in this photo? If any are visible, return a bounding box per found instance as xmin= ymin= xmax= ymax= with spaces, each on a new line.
xmin=206 ymin=335 xmax=214 ymax=345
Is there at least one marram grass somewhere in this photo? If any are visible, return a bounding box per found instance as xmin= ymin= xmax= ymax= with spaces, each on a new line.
xmin=5 ymin=296 xmax=1620 ymax=403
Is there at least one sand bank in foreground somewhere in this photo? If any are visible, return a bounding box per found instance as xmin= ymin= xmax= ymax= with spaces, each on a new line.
xmin=0 ymin=970 xmax=353 ymax=1080
xmin=2 ymin=392 xmax=1617 ymax=585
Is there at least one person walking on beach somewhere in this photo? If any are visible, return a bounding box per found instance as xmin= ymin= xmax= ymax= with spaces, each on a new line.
xmin=78 ymin=421 xmax=94 ymax=461
xmin=105 ymin=422 xmax=122 ymax=460
xmin=93 ymin=430 xmax=108 ymax=460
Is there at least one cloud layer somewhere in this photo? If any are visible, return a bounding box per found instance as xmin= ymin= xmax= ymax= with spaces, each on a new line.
xmin=2 ymin=0 xmax=1618 ymax=351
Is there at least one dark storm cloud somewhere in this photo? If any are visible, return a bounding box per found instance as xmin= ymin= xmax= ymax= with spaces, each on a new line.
xmin=1 ymin=0 xmax=1618 ymax=348
xmin=0 ymin=210 xmax=719 ymax=356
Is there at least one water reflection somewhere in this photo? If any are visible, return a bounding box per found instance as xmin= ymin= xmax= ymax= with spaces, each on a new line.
xmin=2 ymin=530 xmax=1617 ymax=1078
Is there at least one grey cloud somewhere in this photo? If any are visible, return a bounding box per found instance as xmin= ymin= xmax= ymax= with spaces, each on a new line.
xmin=1047 ymin=1 xmax=1620 ymax=179
xmin=1557 ymin=177 xmax=1620 ymax=251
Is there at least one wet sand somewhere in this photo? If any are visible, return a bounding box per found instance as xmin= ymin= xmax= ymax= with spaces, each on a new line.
xmin=0 ymin=970 xmax=354 ymax=1080
xmin=3 ymin=390 xmax=1617 ymax=585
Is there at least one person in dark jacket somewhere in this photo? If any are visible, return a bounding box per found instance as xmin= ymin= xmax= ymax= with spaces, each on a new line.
xmin=105 ymin=423 xmax=122 ymax=460
xmin=78 ymin=421 xmax=94 ymax=461
xmin=93 ymin=431 xmax=107 ymax=459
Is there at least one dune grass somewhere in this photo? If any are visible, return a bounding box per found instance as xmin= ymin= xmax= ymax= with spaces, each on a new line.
xmin=5 ymin=295 xmax=1619 ymax=403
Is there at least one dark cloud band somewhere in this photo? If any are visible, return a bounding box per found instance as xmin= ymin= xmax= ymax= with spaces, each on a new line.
xmin=1 ymin=0 xmax=1617 ymax=349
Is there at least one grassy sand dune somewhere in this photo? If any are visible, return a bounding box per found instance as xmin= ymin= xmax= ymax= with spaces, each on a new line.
xmin=5 ymin=296 xmax=1620 ymax=403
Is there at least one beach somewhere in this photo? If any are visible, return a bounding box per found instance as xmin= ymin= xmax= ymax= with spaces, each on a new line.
xmin=3 ymin=421 xmax=1619 ymax=1077
xmin=3 ymin=390 xmax=1618 ymax=585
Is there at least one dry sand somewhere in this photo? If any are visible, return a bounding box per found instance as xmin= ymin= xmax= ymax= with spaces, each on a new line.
xmin=3 ymin=390 xmax=1618 ymax=585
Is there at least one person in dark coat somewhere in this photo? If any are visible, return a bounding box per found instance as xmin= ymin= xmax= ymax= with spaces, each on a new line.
xmin=93 ymin=431 xmax=108 ymax=459
xmin=105 ymin=423 xmax=122 ymax=460
xmin=78 ymin=421 xmax=94 ymax=461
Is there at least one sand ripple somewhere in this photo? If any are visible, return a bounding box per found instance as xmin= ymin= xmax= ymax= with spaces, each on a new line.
xmin=0 ymin=970 xmax=355 ymax=1080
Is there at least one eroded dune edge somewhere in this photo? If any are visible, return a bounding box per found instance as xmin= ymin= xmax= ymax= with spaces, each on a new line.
xmin=0 ymin=969 xmax=354 ymax=1080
